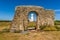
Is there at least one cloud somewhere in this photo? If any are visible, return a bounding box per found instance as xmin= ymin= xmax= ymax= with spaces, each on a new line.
xmin=55 ymin=9 xmax=60 ymax=11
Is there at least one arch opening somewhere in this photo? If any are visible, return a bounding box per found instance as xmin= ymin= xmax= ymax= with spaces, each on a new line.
xmin=28 ymin=11 xmax=38 ymax=30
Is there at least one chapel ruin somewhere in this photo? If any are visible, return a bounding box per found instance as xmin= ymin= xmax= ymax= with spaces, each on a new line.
xmin=10 ymin=6 xmax=54 ymax=32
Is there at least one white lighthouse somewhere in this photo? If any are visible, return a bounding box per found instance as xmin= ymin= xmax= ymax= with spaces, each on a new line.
xmin=29 ymin=14 xmax=34 ymax=22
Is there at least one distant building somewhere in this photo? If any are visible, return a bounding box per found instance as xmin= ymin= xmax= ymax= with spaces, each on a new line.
xmin=29 ymin=14 xmax=34 ymax=22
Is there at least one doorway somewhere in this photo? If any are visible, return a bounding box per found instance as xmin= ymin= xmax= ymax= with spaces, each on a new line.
xmin=28 ymin=11 xmax=38 ymax=30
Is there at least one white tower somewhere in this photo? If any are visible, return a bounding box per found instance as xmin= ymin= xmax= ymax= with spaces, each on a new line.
xmin=29 ymin=14 xmax=34 ymax=22
xmin=31 ymin=14 xmax=34 ymax=21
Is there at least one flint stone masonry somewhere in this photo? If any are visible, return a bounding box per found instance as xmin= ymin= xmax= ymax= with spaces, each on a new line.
xmin=10 ymin=6 xmax=54 ymax=32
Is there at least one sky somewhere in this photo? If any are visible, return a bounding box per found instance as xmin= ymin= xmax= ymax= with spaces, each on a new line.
xmin=0 ymin=0 xmax=60 ymax=20
xmin=28 ymin=12 xmax=37 ymax=21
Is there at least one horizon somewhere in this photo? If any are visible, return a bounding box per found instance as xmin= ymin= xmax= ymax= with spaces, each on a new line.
xmin=0 ymin=0 xmax=60 ymax=20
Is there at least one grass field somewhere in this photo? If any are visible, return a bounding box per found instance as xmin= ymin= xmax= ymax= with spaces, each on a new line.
xmin=0 ymin=20 xmax=60 ymax=40
xmin=0 ymin=21 xmax=11 ymax=31
xmin=0 ymin=31 xmax=60 ymax=40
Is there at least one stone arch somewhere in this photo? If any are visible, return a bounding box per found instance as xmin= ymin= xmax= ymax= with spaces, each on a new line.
xmin=23 ymin=10 xmax=40 ymax=30
xmin=27 ymin=11 xmax=39 ymax=30
xmin=10 ymin=6 xmax=54 ymax=32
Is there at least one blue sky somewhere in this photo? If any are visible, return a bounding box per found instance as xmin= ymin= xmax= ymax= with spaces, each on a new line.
xmin=28 ymin=12 xmax=37 ymax=21
xmin=0 ymin=0 xmax=60 ymax=20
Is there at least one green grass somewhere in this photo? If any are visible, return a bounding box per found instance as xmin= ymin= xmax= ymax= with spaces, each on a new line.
xmin=54 ymin=20 xmax=60 ymax=25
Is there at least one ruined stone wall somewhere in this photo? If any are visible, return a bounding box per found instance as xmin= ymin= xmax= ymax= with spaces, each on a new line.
xmin=10 ymin=6 xmax=54 ymax=32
